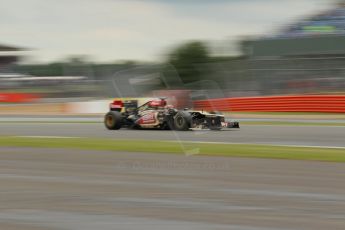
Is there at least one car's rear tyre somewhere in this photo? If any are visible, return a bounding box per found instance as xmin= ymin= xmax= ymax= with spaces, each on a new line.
xmin=104 ymin=111 xmax=122 ymax=130
xmin=173 ymin=111 xmax=191 ymax=131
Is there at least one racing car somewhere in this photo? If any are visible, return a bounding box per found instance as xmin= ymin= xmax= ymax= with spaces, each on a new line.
xmin=104 ymin=98 xmax=239 ymax=131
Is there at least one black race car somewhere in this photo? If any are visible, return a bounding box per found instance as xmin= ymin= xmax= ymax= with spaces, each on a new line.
xmin=104 ymin=98 xmax=239 ymax=131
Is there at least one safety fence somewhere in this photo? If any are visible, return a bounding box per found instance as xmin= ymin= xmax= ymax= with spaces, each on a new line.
xmin=193 ymin=95 xmax=345 ymax=113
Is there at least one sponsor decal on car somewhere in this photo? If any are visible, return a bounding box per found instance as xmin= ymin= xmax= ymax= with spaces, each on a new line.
xmin=139 ymin=113 xmax=156 ymax=124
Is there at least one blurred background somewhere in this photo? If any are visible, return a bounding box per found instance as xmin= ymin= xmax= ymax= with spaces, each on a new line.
xmin=2 ymin=2 xmax=345 ymax=230
xmin=1 ymin=0 xmax=345 ymax=113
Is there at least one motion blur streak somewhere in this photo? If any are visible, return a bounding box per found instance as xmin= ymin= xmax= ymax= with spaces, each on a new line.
xmin=1 ymin=0 xmax=345 ymax=230
xmin=0 ymin=148 xmax=344 ymax=230
xmin=1 ymin=123 xmax=345 ymax=148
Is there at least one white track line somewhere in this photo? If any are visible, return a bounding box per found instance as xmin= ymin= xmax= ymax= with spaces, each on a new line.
xmin=170 ymin=141 xmax=345 ymax=150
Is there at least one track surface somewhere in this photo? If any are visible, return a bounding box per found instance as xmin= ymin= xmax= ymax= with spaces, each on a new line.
xmin=0 ymin=147 xmax=344 ymax=230
xmin=1 ymin=123 xmax=345 ymax=147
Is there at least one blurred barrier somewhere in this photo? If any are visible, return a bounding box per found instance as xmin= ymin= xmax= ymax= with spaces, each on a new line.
xmin=0 ymin=93 xmax=40 ymax=103
xmin=0 ymin=103 xmax=67 ymax=115
xmin=2 ymin=95 xmax=345 ymax=115
xmin=63 ymin=98 xmax=155 ymax=114
xmin=0 ymin=98 xmax=153 ymax=115
xmin=65 ymin=100 xmax=110 ymax=114
xmin=194 ymin=95 xmax=345 ymax=113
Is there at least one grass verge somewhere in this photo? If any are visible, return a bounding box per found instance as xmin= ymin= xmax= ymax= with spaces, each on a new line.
xmin=0 ymin=136 xmax=344 ymax=162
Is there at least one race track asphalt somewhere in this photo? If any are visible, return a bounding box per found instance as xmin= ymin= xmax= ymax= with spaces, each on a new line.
xmin=0 ymin=147 xmax=344 ymax=230
xmin=0 ymin=122 xmax=345 ymax=147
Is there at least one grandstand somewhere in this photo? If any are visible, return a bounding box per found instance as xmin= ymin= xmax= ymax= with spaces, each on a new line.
xmin=278 ymin=1 xmax=345 ymax=38
xmin=236 ymin=1 xmax=345 ymax=95
xmin=243 ymin=1 xmax=345 ymax=57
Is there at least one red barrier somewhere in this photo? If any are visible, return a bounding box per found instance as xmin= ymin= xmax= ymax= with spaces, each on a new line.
xmin=193 ymin=95 xmax=345 ymax=113
xmin=0 ymin=93 xmax=40 ymax=103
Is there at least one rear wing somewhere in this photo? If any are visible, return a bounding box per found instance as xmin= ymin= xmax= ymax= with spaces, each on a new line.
xmin=110 ymin=99 xmax=138 ymax=113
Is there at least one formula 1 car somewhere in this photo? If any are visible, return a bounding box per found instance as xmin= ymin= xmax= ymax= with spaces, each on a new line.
xmin=104 ymin=98 xmax=239 ymax=131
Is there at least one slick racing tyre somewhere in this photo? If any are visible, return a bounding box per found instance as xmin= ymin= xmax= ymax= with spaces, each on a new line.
xmin=104 ymin=111 xmax=122 ymax=130
xmin=173 ymin=111 xmax=192 ymax=131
